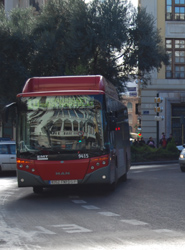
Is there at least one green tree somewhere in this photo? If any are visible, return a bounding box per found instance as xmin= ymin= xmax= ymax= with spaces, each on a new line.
xmin=30 ymin=0 xmax=131 ymax=92
xmin=64 ymin=0 xmax=169 ymax=90
xmin=127 ymin=7 xmax=169 ymax=84
xmin=30 ymin=0 xmax=71 ymax=76
xmin=0 ymin=6 xmax=35 ymax=102
xmin=82 ymin=0 xmax=130 ymax=91
xmin=0 ymin=0 xmax=169 ymax=103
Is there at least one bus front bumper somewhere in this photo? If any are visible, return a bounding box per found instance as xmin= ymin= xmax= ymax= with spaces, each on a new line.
xmin=17 ymin=166 xmax=112 ymax=188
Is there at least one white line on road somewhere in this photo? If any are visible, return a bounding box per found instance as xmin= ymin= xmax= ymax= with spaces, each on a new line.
xmin=52 ymin=224 xmax=92 ymax=233
xmin=82 ymin=205 xmax=100 ymax=209
xmin=35 ymin=226 xmax=56 ymax=235
xmin=98 ymin=212 xmax=120 ymax=217
xmin=153 ymin=229 xmax=184 ymax=237
xmin=71 ymin=200 xmax=87 ymax=204
xmin=121 ymin=219 xmax=148 ymax=226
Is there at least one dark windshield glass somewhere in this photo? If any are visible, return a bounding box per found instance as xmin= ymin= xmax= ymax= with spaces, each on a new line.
xmin=17 ymin=95 xmax=108 ymax=160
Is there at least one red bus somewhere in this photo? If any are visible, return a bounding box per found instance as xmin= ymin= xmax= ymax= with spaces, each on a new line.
xmin=6 ymin=75 xmax=131 ymax=193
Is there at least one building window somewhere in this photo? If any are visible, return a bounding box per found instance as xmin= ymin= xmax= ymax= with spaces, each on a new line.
xmin=166 ymin=0 xmax=172 ymax=20
xmin=171 ymin=104 xmax=185 ymax=144
xmin=127 ymin=102 xmax=132 ymax=111
xmin=166 ymin=0 xmax=185 ymax=20
xmin=128 ymin=114 xmax=133 ymax=124
xmin=166 ymin=39 xmax=185 ymax=79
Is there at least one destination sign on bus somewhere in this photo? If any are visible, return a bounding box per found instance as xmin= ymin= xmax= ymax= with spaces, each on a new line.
xmin=23 ymin=96 xmax=95 ymax=110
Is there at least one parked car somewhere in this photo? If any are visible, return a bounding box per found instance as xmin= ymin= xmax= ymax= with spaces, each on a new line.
xmin=179 ymin=147 xmax=185 ymax=172
xmin=176 ymin=144 xmax=185 ymax=152
xmin=0 ymin=141 xmax=16 ymax=172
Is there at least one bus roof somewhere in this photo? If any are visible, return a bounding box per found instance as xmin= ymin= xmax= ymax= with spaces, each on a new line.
xmin=21 ymin=75 xmax=119 ymax=99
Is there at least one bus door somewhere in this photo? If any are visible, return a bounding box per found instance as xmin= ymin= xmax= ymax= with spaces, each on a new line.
xmin=109 ymin=130 xmax=117 ymax=183
xmin=114 ymin=122 xmax=126 ymax=178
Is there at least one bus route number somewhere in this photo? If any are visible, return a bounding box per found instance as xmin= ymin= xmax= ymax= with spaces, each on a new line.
xmin=78 ymin=154 xmax=89 ymax=159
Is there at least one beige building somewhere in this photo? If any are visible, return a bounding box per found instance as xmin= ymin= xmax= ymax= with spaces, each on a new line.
xmin=122 ymin=96 xmax=140 ymax=133
xmin=121 ymin=83 xmax=140 ymax=133
xmin=140 ymin=0 xmax=185 ymax=146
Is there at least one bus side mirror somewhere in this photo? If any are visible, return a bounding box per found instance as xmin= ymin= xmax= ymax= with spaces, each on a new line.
xmin=2 ymin=102 xmax=17 ymax=123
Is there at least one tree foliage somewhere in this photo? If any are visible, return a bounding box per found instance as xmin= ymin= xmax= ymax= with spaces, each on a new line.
xmin=0 ymin=6 xmax=34 ymax=102
xmin=0 ymin=0 xmax=169 ymax=103
xmin=128 ymin=7 xmax=169 ymax=84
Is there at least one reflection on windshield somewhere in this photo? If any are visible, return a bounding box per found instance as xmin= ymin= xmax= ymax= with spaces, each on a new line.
xmin=18 ymin=96 xmax=106 ymax=159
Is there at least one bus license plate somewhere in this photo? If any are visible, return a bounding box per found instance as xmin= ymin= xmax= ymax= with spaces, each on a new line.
xmin=49 ymin=180 xmax=78 ymax=185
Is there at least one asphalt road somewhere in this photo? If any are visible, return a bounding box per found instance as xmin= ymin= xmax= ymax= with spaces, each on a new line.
xmin=0 ymin=163 xmax=185 ymax=250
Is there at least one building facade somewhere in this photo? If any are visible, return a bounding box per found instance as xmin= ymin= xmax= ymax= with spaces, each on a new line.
xmin=140 ymin=0 xmax=185 ymax=146
xmin=121 ymin=83 xmax=140 ymax=134
xmin=3 ymin=0 xmax=47 ymax=13
xmin=122 ymin=96 xmax=140 ymax=133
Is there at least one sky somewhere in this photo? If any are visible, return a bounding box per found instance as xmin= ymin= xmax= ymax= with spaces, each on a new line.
xmin=131 ymin=0 xmax=138 ymax=7
xmin=85 ymin=0 xmax=138 ymax=7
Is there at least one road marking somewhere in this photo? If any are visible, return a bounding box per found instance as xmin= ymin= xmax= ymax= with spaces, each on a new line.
xmin=52 ymin=224 xmax=92 ymax=233
xmin=121 ymin=219 xmax=148 ymax=226
xmin=82 ymin=205 xmax=100 ymax=209
xmin=35 ymin=226 xmax=56 ymax=235
xmin=0 ymin=191 xmax=18 ymax=205
xmin=2 ymin=191 xmax=15 ymax=195
xmin=153 ymin=229 xmax=183 ymax=236
xmin=71 ymin=200 xmax=87 ymax=204
xmin=0 ymin=197 xmax=9 ymax=205
xmin=0 ymin=225 xmax=49 ymax=249
xmin=17 ymin=244 xmax=42 ymax=249
xmin=98 ymin=212 xmax=120 ymax=217
xmin=0 ymin=179 xmax=18 ymax=206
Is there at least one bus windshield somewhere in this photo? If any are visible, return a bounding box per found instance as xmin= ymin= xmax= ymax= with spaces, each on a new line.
xmin=17 ymin=95 xmax=108 ymax=160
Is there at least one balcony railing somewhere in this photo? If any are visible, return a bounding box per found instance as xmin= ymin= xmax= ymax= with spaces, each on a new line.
xmin=166 ymin=13 xmax=185 ymax=21
xmin=166 ymin=70 xmax=185 ymax=79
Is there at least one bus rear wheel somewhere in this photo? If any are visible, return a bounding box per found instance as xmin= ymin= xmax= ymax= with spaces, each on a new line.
xmin=121 ymin=155 xmax=129 ymax=182
xmin=33 ymin=187 xmax=43 ymax=194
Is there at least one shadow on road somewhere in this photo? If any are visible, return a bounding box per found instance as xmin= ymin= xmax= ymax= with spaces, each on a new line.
xmin=0 ymin=171 xmax=16 ymax=178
